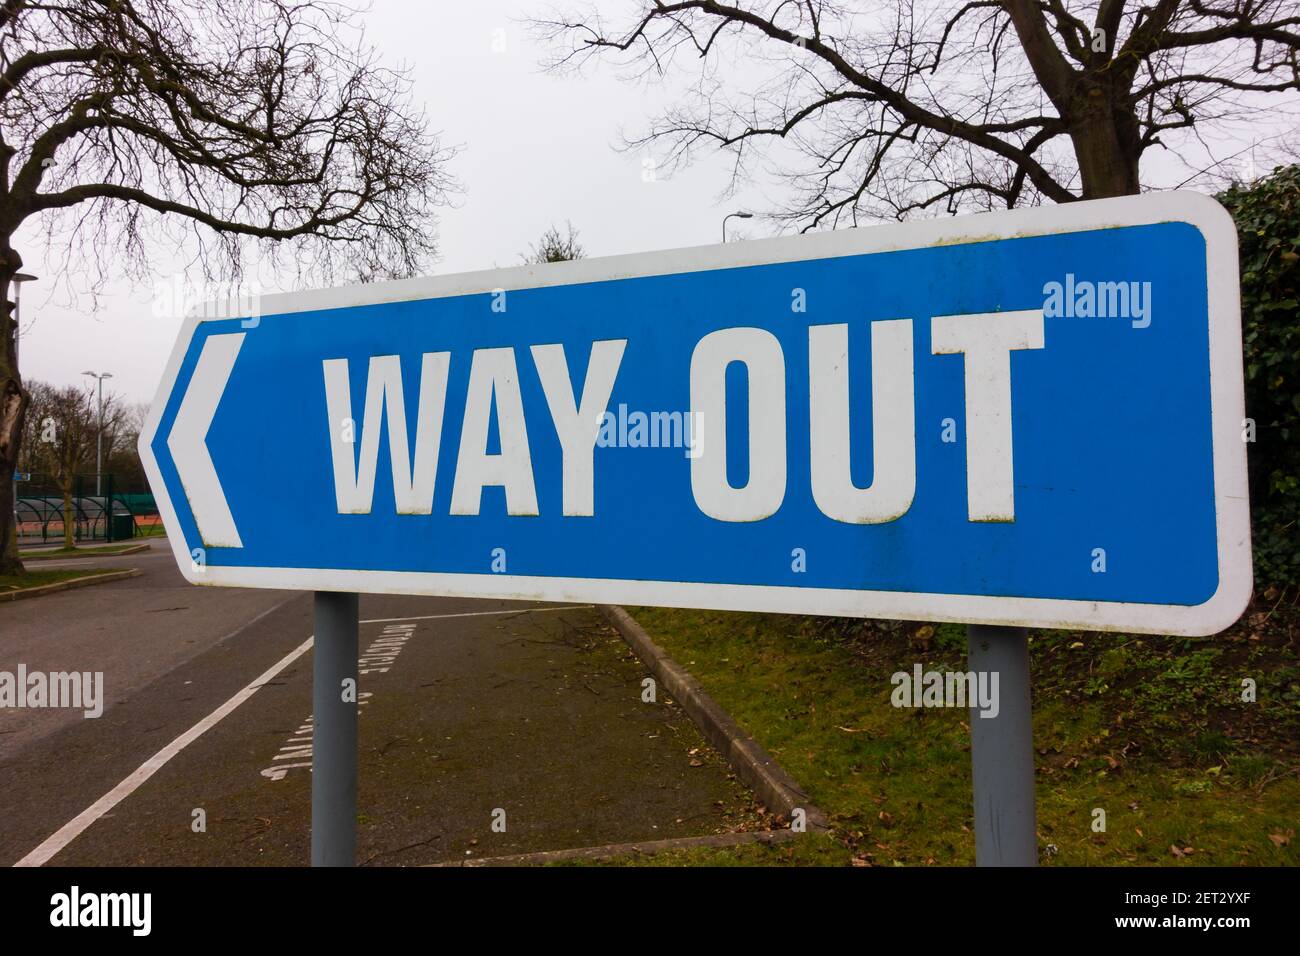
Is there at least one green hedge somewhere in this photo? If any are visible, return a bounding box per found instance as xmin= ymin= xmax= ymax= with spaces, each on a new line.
xmin=1218 ymin=166 xmax=1300 ymax=587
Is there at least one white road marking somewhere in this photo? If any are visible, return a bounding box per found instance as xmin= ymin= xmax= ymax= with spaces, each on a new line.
xmin=359 ymin=604 xmax=594 ymax=624
xmin=14 ymin=600 xmax=594 ymax=866
xmin=14 ymin=603 xmax=310 ymax=868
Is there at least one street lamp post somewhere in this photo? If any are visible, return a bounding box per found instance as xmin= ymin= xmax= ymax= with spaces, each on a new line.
xmin=722 ymin=211 xmax=753 ymax=243
xmin=10 ymin=272 xmax=36 ymax=367
xmin=82 ymin=370 xmax=113 ymax=496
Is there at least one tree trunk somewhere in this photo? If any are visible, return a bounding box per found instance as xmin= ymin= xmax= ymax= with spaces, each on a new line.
xmin=0 ymin=251 xmax=29 ymax=576
xmin=1069 ymin=92 xmax=1141 ymax=200
xmin=0 ymin=443 xmax=19 ymax=570
xmin=62 ymin=483 xmax=74 ymax=549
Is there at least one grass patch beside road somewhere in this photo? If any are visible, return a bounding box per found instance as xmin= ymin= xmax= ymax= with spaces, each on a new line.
xmin=0 ymin=567 xmax=122 ymax=594
xmin=616 ymin=599 xmax=1299 ymax=867
xmin=20 ymin=543 xmax=145 ymax=559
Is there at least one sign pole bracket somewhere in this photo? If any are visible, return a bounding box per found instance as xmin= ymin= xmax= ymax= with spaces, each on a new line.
xmin=311 ymin=591 xmax=358 ymax=867
xmin=966 ymin=624 xmax=1037 ymax=866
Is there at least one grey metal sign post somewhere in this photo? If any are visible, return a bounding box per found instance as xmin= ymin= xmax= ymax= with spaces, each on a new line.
xmin=967 ymin=624 xmax=1036 ymax=866
xmin=311 ymin=591 xmax=358 ymax=867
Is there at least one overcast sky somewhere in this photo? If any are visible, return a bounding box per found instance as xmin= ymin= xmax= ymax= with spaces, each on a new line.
xmin=12 ymin=0 xmax=1291 ymax=406
xmin=15 ymin=1 xmax=777 ymax=405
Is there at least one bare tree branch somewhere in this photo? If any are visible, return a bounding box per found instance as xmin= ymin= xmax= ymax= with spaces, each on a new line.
xmin=0 ymin=0 xmax=459 ymax=574
xmin=534 ymin=0 xmax=1300 ymax=222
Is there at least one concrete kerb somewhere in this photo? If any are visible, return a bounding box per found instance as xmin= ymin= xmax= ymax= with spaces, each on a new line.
xmin=435 ymin=829 xmax=797 ymax=867
xmin=599 ymin=604 xmax=829 ymax=832
xmin=20 ymin=543 xmax=150 ymax=561
xmin=0 ymin=569 xmax=142 ymax=603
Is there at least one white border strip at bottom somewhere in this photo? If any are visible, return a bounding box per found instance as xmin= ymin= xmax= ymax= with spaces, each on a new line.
xmin=191 ymin=564 xmax=1245 ymax=638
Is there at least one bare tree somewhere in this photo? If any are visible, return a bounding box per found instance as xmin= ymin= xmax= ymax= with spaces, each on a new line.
xmin=536 ymin=1 xmax=1300 ymax=224
xmin=0 ymin=0 xmax=457 ymax=573
xmin=525 ymin=221 xmax=586 ymax=263
xmin=23 ymin=380 xmax=111 ymax=549
xmin=101 ymin=399 xmax=150 ymax=490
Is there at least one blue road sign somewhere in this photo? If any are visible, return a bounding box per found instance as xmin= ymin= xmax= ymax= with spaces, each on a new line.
xmin=141 ymin=192 xmax=1250 ymax=636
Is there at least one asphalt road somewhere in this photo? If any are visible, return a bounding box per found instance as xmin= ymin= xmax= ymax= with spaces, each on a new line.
xmin=0 ymin=540 xmax=755 ymax=866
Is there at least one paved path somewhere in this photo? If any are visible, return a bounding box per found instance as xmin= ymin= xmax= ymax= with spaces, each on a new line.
xmin=0 ymin=541 xmax=755 ymax=865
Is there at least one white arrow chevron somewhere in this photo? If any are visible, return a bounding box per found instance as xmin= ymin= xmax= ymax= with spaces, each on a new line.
xmin=167 ymin=332 xmax=245 ymax=548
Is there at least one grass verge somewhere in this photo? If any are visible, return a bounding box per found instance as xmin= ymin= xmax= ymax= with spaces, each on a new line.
xmin=20 ymin=543 xmax=145 ymax=560
xmin=0 ymin=567 xmax=123 ymax=594
xmin=612 ymin=595 xmax=1299 ymax=867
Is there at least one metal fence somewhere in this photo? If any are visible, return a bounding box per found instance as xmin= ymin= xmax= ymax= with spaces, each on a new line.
xmin=14 ymin=474 xmax=158 ymax=544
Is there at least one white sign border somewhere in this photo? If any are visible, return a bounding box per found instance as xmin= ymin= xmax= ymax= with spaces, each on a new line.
xmin=140 ymin=190 xmax=1251 ymax=637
